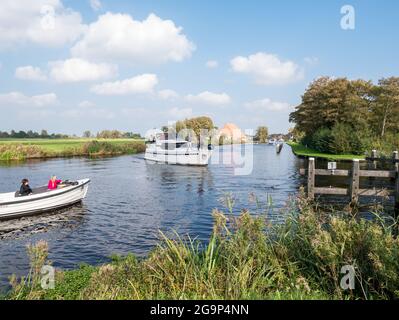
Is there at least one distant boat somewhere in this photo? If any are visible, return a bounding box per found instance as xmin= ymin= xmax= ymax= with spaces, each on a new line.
xmin=144 ymin=130 xmax=212 ymax=166
xmin=268 ymin=139 xmax=277 ymax=145
xmin=0 ymin=179 xmax=90 ymax=220
xmin=276 ymin=142 xmax=284 ymax=154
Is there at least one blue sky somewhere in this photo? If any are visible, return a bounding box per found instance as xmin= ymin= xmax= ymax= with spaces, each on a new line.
xmin=0 ymin=0 xmax=398 ymax=135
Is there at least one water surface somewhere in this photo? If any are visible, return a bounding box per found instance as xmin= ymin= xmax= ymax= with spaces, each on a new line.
xmin=0 ymin=145 xmax=303 ymax=291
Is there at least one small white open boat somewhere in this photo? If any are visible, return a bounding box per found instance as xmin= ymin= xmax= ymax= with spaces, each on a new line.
xmin=0 ymin=179 xmax=90 ymax=220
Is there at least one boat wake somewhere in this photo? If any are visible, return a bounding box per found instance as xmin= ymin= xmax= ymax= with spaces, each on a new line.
xmin=0 ymin=204 xmax=87 ymax=240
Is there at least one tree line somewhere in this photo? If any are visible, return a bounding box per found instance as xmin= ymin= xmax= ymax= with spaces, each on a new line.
xmin=0 ymin=130 xmax=68 ymax=139
xmin=0 ymin=130 xmax=142 ymax=139
xmin=289 ymin=77 xmax=399 ymax=155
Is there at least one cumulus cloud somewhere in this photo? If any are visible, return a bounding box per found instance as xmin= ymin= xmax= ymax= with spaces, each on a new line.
xmin=71 ymin=12 xmax=195 ymax=64
xmin=0 ymin=0 xmax=85 ymax=48
xmin=0 ymin=92 xmax=58 ymax=107
xmin=244 ymin=98 xmax=292 ymax=112
xmin=185 ymin=91 xmax=231 ymax=106
xmin=15 ymin=66 xmax=47 ymax=81
xmin=90 ymin=0 xmax=102 ymax=11
xmin=49 ymin=58 xmax=117 ymax=83
xmin=91 ymin=74 xmax=158 ymax=95
xmin=158 ymin=89 xmax=179 ymax=100
xmin=168 ymin=107 xmax=192 ymax=118
xmin=206 ymin=60 xmax=218 ymax=68
xmin=230 ymin=52 xmax=304 ymax=85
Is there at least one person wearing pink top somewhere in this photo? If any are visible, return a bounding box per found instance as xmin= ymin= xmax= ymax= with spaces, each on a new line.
xmin=48 ymin=176 xmax=63 ymax=190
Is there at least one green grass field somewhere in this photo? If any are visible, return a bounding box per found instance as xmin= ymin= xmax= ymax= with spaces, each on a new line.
xmin=0 ymin=139 xmax=146 ymax=160
xmin=287 ymin=141 xmax=365 ymax=161
xmin=0 ymin=138 xmax=143 ymax=152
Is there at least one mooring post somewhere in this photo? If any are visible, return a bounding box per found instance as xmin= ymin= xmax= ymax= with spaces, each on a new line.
xmin=350 ymin=159 xmax=360 ymax=205
xmin=307 ymin=157 xmax=315 ymax=200
xmin=394 ymin=151 xmax=399 ymax=213
xmin=369 ymin=150 xmax=378 ymax=183
xmin=371 ymin=150 xmax=378 ymax=169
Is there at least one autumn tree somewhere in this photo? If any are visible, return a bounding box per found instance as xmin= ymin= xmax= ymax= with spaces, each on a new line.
xmin=371 ymin=77 xmax=399 ymax=137
xmin=254 ymin=126 xmax=269 ymax=143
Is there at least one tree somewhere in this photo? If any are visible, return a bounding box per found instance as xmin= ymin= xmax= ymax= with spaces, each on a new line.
xmin=40 ymin=130 xmax=49 ymax=138
xmin=371 ymin=77 xmax=399 ymax=137
xmin=163 ymin=116 xmax=215 ymax=141
xmin=83 ymin=131 xmax=91 ymax=138
xmin=254 ymin=126 xmax=269 ymax=143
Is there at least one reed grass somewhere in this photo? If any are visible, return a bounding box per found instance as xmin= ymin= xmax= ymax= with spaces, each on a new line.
xmin=6 ymin=191 xmax=399 ymax=300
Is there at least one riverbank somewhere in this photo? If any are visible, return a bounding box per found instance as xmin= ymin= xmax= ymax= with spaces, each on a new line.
xmin=0 ymin=139 xmax=146 ymax=161
xmin=5 ymin=193 xmax=399 ymax=300
xmin=287 ymin=142 xmax=365 ymax=161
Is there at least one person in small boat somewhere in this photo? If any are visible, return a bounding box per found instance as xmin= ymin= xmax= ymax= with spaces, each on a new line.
xmin=20 ymin=178 xmax=33 ymax=196
xmin=48 ymin=176 xmax=64 ymax=190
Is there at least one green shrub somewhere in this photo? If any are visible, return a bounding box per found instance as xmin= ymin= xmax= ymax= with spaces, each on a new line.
xmin=307 ymin=127 xmax=333 ymax=153
xmin=328 ymin=123 xmax=367 ymax=155
xmin=303 ymin=124 xmax=368 ymax=155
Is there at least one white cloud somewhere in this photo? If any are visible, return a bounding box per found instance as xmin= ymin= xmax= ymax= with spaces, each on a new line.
xmin=0 ymin=0 xmax=86 ymax=48
xmin=185 ymin=91 xmax=231 ymax=106
xmin=15 ymin=66 xmax=47 ymax=81
xmin=168 ymin=107 xmax=192 ymax=118
xmin=206 ymin=60 xmax=218 ymax=68
xmin=49 ymin=58 xmax=117 ymax=83
xmin=244 ymin=98 xmax=292 ymax=112
xmin=158 ymin=89 xmax=179 ymax=100
xmin=90 ymin=0 xmax=102 ymax=11
xmin=0 ymin=92 xmax=58 ymax=107
xmin=91 ymin=74 xmax=158 ymax=95
xmin=230 ymin=52 xmax=303 ymax=85
xmin=71 ymin=12 xmax=195 ymax=64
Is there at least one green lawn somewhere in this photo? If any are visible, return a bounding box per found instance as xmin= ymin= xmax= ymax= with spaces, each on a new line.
xmin=287 ymin=141 xmax=365 ymax=161
xmin=0 ymin=138 xmax=144 ymax=153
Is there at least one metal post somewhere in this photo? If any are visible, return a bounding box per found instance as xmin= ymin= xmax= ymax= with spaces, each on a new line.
xmin=308 ymin=158 xmax=315 ymax=200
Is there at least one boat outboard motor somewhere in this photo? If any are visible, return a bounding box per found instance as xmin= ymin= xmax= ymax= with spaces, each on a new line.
xmin=64 ymin=180 xmax=79 ymax=186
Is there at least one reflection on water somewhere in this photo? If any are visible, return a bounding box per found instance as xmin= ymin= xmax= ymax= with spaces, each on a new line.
xmin=0 ymin=145 xmax=303 ymax=291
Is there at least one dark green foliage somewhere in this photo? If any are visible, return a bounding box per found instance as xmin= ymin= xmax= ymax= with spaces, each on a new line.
xmin=290 ymin=76 xmax=399 ymax=155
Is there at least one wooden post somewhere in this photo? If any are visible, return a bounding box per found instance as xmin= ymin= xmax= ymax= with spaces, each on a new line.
xmin=394 ymin=151 xmax=399 ymax=213
xmin=307 ymin=157 xmax=315 ymax=200
xmin=369 ymin=150 xmax=377 ymax=183
xmin=371 ymin=150 xmax=378 ymax=169
xmin=350 ymin=159 xmax=360 ymax=205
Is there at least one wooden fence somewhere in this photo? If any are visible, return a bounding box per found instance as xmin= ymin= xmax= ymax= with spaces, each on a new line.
xmin=300 ymin=151 xmax=399 ymax=209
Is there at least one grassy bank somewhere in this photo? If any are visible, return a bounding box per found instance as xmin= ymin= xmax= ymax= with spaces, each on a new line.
xmin=287 ymin=142 xmax=365 ymax=161
xmin=6 ymin=193 xmax=399 ymax=300
xmin=0 ymin=139 xmax=146 ymax=161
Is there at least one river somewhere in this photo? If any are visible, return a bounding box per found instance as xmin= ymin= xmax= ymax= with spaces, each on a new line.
xmin=0 ymin=144 xmax=303 ymax=291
